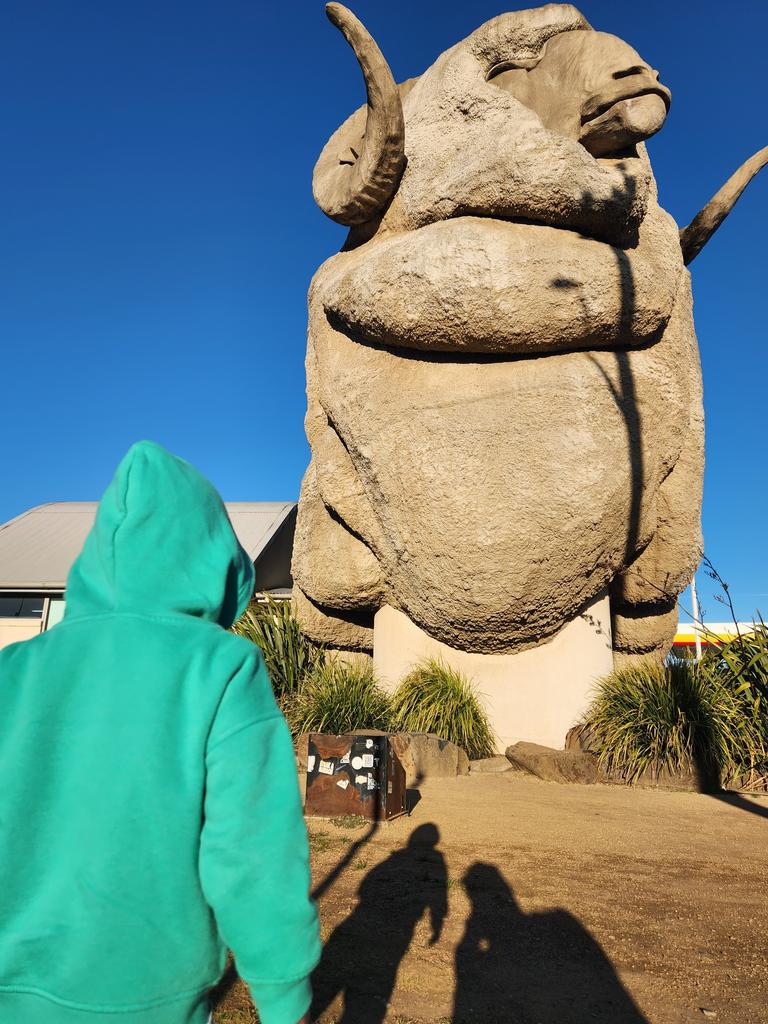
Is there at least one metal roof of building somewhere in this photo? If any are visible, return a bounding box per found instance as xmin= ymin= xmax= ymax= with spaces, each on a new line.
xmin=0 ymin=501 xmax=296 ymax=590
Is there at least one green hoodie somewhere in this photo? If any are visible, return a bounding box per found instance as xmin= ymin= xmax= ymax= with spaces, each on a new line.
xmin=0 ymin=441 xmax=320 ymax=1024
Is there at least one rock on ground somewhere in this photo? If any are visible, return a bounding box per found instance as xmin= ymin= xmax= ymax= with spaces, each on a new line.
xmin=469 ymin=755 xmax=513 ymax=774
xmin=506 ymin=741 xmax=600 ymax=784
xmin=296 ymin=731 xmax=469 ymax=787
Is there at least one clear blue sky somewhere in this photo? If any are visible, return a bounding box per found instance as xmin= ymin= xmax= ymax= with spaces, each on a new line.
xmin=1 ymin=1 xmax=765 ymax=621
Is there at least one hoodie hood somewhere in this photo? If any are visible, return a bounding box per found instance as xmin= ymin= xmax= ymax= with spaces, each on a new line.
xmin=65 ymin=441 xmax=255 ymax=627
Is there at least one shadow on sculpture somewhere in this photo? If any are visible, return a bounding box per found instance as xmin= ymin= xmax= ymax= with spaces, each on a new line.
xmin=310 ymin=823 xmax=447 ymax=1024
xmin=452 ymin=863 xmax=649 ymax=1024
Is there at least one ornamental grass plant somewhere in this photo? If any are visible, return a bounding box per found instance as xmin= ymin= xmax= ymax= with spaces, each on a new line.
xmin=702 ymin=619 xmax=768 ymax=785
xmin=713 ymin=619 xmax=768 ymax=725
xmin=233 ymin=603 xmax=494 ymax=757
xmin=390 ymin=658 xmax=496 ymax=760
xmin=289 ymin=659 xmax=392 ymax=736
xmin=584 ymin=656 xmax=766 ymax=789
xmin=232 ymin=596 xmax=325 ymax=705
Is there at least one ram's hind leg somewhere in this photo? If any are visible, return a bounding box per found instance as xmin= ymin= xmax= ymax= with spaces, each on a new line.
xmin=611 ymin=600 xmax=679 ymax=668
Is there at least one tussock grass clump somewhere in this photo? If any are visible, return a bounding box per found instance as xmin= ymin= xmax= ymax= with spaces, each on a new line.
xmin=714 ymin=620 xmax=768 ymax=727
xmin=584 ymin=658 xmax=765 ymax=788
xmin=704 ymin=620 xmax=768 ymax=785
xmin=232 ymin=597 xmax=325 ymax=702
xmin=390 ymin=658 xmax=496 ymax=760
xmin=290 ymin=660 xmax=392 ymax=736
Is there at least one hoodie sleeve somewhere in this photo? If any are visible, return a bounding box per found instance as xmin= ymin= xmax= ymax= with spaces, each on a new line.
xmin=199 ymin=647 xmax=321 ymax=1024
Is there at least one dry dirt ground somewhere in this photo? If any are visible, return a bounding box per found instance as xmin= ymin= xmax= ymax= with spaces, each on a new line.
xmin=212 ymin=773 xmax=768 ymax=1024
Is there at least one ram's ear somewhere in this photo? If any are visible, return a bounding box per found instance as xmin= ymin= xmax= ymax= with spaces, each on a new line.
xmin=486 ymin=55 xmax=541 ymax=80
xmin=486 ymin=55 xmax=543 ymax=111
xmin=313 ymin=4 xmax=405 ymax=226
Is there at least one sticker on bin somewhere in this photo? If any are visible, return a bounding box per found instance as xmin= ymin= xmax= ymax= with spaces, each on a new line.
xmin=336 ymin=778 xmax=349 ymax=790
xmin=362 ymin=754 xmax=374 ymax=768
xmin=340 ymin=753 xmax=350 ymax=765
xmin=367 ymin=776 xmax=377 ymax=789
xmin=355 ymin=774 xmax=367 ymax=785
xmin=307 ymin=755 xmax=316 ymax=772
xmin=351 ymin=756 xmax=364 ymax=770
xmin=318 ymin=760 xmax=334 ymax=775
xmin=365 ymin=739 xmax=374 ymax=748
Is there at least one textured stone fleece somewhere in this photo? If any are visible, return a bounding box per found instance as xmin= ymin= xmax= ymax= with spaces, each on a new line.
xmin=293 ymin=249 xmax=702 ymax=657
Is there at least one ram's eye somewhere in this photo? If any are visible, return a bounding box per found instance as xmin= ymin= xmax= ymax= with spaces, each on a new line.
xmin=613 ymin=65 xmax=648 ymax=80
xmin=339 ymin=146 xmax=359 ymax=167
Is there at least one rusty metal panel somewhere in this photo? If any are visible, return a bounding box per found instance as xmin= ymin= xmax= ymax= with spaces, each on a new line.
xmin=304 ymin=733 xmax=406 ymax=821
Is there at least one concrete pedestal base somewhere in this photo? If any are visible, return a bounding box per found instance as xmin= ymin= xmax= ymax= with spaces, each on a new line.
xmin=373 ymin=595 xmax=613 ymax=752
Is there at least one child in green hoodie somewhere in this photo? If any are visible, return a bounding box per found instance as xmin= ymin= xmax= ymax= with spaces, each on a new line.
xmin=0 ymin=441 xmax=321 ymax=1024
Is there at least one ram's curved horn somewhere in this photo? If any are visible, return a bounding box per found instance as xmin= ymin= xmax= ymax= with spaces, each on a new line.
xmin=312 ymin=3 xmax=405 ymax=225
xmin=680 ymin=146 xmax=768 ymax=265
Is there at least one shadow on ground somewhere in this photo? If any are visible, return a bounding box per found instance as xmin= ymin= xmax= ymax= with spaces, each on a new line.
xmin=452 ymin=860 xmax=647 ymax=1024
xmin=308 ymin=823 xmax=648 ymax=1024
xmin=710 ymin=792 xmax=768 ymax=820
xmin=311 ymin=823 xmax=447 ymax=1024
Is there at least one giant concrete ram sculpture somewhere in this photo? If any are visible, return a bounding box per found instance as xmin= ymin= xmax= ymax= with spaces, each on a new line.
xmin=292 ymin=3 xmax=767 ymax=667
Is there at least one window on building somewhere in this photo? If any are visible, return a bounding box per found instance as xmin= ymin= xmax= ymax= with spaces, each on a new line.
xmin=46 ymin=598 xmax=66 ymax=629
xmin=0 ymin=595 xmax=45 ymax=618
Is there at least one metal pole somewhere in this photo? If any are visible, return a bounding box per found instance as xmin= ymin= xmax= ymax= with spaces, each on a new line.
xmin=690 ymin=575 xmax=702 ymax=661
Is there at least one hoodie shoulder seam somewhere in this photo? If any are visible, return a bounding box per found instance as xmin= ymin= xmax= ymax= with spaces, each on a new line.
xmin=206 ymin=711 xmax=285 ymax=756
xmin=205 ymin=644 xmax=275 ymax=756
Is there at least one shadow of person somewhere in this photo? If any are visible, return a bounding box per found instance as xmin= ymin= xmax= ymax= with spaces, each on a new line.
xmin=311 ymin=822 xmax=447 ymax=1024
xmin=453 ymin=863 xmax=648 ymax=1024
xmin=710 ymin=792 xmax=768 ymax=820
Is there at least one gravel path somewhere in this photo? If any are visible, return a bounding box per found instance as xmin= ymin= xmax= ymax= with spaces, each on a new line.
xmin=214 ymin=773 xmax=768 ymax=1023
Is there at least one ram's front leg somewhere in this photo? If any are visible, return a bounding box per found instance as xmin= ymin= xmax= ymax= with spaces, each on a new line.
xmin=291 ymin=461 xmax=382 ymax=654
xmin=322 ymin=214 xmax=680 ymax=356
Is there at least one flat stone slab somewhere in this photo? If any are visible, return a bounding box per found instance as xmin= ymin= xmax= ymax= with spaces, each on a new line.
xmin=469 ymin=756 xmax=513 ymax=774
xmin=391 ymin=732 xmax=469 ymax=786
xmin=564 ymin=723 xmax=599 ymax=752
xmin=505 ymin=741 xmax=600 ymax=785
xmin=506 ymin=741 xmax=711 ymax=791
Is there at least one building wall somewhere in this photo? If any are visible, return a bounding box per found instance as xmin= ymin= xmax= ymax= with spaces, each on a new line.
xmin=0 ymin=619 xmax=42 ymax=650
xmin=374 ymin=594 xmax=614 ymax=753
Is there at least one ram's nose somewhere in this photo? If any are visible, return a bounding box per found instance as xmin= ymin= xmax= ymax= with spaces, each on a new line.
xmin=580 ymin=84 xmax=670 ymax=158
xmin=649 ymin=75 xmax=672 ymax=111
xmin=615 ymin=64 xmax=670 ymax=109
